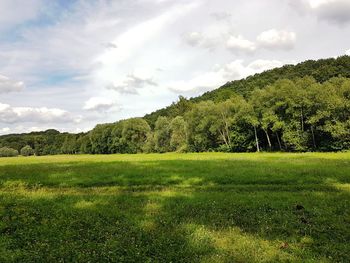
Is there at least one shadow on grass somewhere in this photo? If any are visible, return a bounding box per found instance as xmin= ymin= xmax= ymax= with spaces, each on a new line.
xmin=0 ymin=157 xmax=349 ymax=262
xmin=0 ymin=158 xmax=349 ymax=188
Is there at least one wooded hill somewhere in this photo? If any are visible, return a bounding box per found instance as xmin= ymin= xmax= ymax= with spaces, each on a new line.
xmin=1 ymin=56 xmax=350 ymax=155
xmin=144 ymin=56 xmax=350 ymax=125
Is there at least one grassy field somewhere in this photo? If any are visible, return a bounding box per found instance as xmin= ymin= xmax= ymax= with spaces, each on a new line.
xmin=0 ymin=152 xmax=349 ymax=262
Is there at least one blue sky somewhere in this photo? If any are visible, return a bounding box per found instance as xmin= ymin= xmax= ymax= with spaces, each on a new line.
xmin=0 ymin=0 xmax=350 ymax=134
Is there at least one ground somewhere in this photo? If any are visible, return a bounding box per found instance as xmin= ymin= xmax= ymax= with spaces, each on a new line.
xmin=0 ymin=152 xmax=349 ymax=262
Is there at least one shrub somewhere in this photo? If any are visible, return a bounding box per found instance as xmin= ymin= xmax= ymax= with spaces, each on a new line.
xmin=0 ymin=147 xmax=19 ymax=157
xmin=20 ymin=145 xmax=35 ymax=156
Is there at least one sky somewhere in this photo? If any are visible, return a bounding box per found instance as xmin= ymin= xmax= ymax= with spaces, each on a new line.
xmin=0 ymin=0 xmax=350 ymax=135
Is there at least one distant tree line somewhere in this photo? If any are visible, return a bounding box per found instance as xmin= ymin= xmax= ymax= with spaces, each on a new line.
xmin=0 ymin=56 xmax=349 ymax=156
xmin=1 ymin=76 xmax=349 ymax=155
xmin=85 ymin=76 xmax=349 ymax=153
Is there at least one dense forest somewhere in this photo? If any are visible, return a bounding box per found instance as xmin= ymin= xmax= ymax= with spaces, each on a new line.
xmin=1 ymin=56 xmax=350 ymax=155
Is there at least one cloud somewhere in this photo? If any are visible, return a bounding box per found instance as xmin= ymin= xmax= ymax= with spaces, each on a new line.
xmin=346 ymin=49 xmax=350 ymax=55
xmin=247 ymin=59 xmax=285 ymax=71
xmin=0 ymin=0 xmax=43 ymax=31
xmin=168 ymin=59 xmax=285 ymax=94
xmin=0 ymin=125 xmax=85 ymax=135
xmin=0 ymin=127 xmax=10 ymax=134
xmin=0 ymin=0 xmax=348 ymax=134
xmin=257 ymin=29 xmax=296 ymax=50
xmin=183 ymin=32 xmax=203 ymax=46
xmin=107 ymin=72 xmax=158 ymax=94
xmin=0 ymin=75 xmax=25 ymax=93
xmin=226 ymin=30 xmax=296 ymax=53
xmin=1 ymin=1 xmax=125 ymax=85
xmin=296 ymin=0 xmax=350 ymax=25
xmin=226 ymin=35 xmax=256 ymax=53
xmin=83 ymin=97 xmax=116 ymax=112
xmin=210 ymin=12 xmax=232 ymax=21
xmin=183 ymin=31 xmax=220 ymax=50
xmin=0 ymin=102 xmax=80 ymax=124
xmin=102 ymin=42 xmax=118 ymax=49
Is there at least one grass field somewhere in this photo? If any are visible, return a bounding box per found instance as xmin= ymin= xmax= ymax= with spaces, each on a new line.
xmin=0 ymin=152 xmax=349 ymax=262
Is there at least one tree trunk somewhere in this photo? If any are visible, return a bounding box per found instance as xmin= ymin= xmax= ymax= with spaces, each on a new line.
xmin=219 ymin=130 xmax=229 ymax=147
xmin=311 ymin=126 xmax=316 ymax=149
xmin=254 ymin=126 xmax=260 ymax=152
xmin=264 ymin=129 xmax=272 ymax=149
xmin=226 ymin=126 xmax=231 ymax=146
xmin=225 ymin=122 xmax=231 ymax=146
xmin=301 ymin=108 xmax=304 ymax=132
xmin=222 ymin=112 xmax=231 ymax=146
xmin=276 ymin=132 xmax=282 ymax=151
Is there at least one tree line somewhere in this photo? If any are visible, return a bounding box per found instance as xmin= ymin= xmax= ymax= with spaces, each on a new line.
xmin=1 ymin=75 xmax=349 ymax=155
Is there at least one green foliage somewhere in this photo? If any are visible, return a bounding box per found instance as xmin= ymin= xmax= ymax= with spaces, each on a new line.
xmin=20 ymin=145 xmax=34 ymax=156
xmin=120 ymin=118 xmax=151 ymax=153
xmin=185 ymin=101 xmax=219 ymax=152
xmin=0 ymin=129 xmax=80 ymax=156
xmin=89 ymin=124 xmax=114 ymax=154
xmin=0 ymin=147 xmax=19 ymax=157
xmin=154 ymin=116 xmax=171 ymax=153
xmin=144 ymin=95 xmax=192 ymax=128
xmin=170 ymin=116 xmax=187 ymax=151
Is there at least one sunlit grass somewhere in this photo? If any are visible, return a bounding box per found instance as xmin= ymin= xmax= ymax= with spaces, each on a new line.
xmin=0 ymin=152 xmax=349 ymax=262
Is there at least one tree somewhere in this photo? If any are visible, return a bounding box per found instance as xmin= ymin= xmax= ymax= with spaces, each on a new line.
xmin=185 ymin=101 xmax=219 ymax=152
xmin=121 ymin=118 xmax=151 ymax=153
xmin=0 ymin=147 xmax=19 ymax=157
xmin=213 ymin=96 xmax=249 ymax=151
xmin=76 ymin=134 xmax=92 ymax=154
xmin=170 ymin=116 xmax=187 ymax=152
xmin=89 ymin=124 xmax=114 ymax=154
xmin=240 ymin=99 xmax=261 ymax=152
xmin=61 ymin=135 xmax=79 ymax=154
xmin=154 ymin=116 xmax=171 ymax=153
xmin=20 ymin=145 xmax=34 ymax=156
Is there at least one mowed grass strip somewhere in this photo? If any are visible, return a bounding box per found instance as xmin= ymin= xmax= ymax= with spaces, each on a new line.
xmin=0 ymin=152 xmax=349 ymax=262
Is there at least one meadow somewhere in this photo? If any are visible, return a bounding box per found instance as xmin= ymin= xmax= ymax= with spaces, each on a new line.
xmin=0 ymin=152 xmax=349 ymax=262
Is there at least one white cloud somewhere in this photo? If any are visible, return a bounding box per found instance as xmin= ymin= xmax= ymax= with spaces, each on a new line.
xmin=257 ymin=29 xmax=296 ymax=50
xmin=246 ymin=60 xmax=285 ymax=72
xmin=0 ymin=127 xmax=10 ymax=134
xmin=0 ymin=0 xmax=42 ymax=31
xmin=0 ymin=102 xmax=80 ymax=124
xmin=2 ymin=1 xmax=125 ymax=84
xmin=298 ymin=0 xmax=350 ymax=25
xmin=168 ymin=59 xmax=285 ymax=94
xmin=95 ymin=2 xmax=198 ymax=68
xmin=226 ymin=35 xmax=257 ymax=53
xmin=210 ymin=12 xmax=232 ymax=21
xmin=0 ymin=75 xmax=24 ymax=93
xmin=168 ymin=70 xmax=225 ymax=94
xmin=183 ymin=31 xmax=220 ymax=50
xmin=183 ymin=32 xmax=203 ymax=46
xmin=0 ymin=0 xmax=349 ymax=134
xmin=106 ymin=72 xmax=158 ymax=94
xmin=83 ymin=97 xmax=116 ymax=112
xmin=191 ymin=29 xmax=296 ymax=53
xmin=102 ymin=42 xmax=118 ymax=49
xmin=346 ymin=49 xmax=350 ymax=55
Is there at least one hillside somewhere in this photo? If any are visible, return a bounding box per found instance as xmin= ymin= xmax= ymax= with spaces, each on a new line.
xmin=144 ymin=56 xmax=350 ymax=126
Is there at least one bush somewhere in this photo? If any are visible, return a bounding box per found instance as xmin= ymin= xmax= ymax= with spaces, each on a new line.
xmin=0 ymin=147 xmax=19 ymax=157
xmin=20 ymin=145 xmax=35 ymax=156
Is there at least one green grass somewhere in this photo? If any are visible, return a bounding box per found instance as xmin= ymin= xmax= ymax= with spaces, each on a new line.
xmin=0 ymin=152 xmax=349 ymax=262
